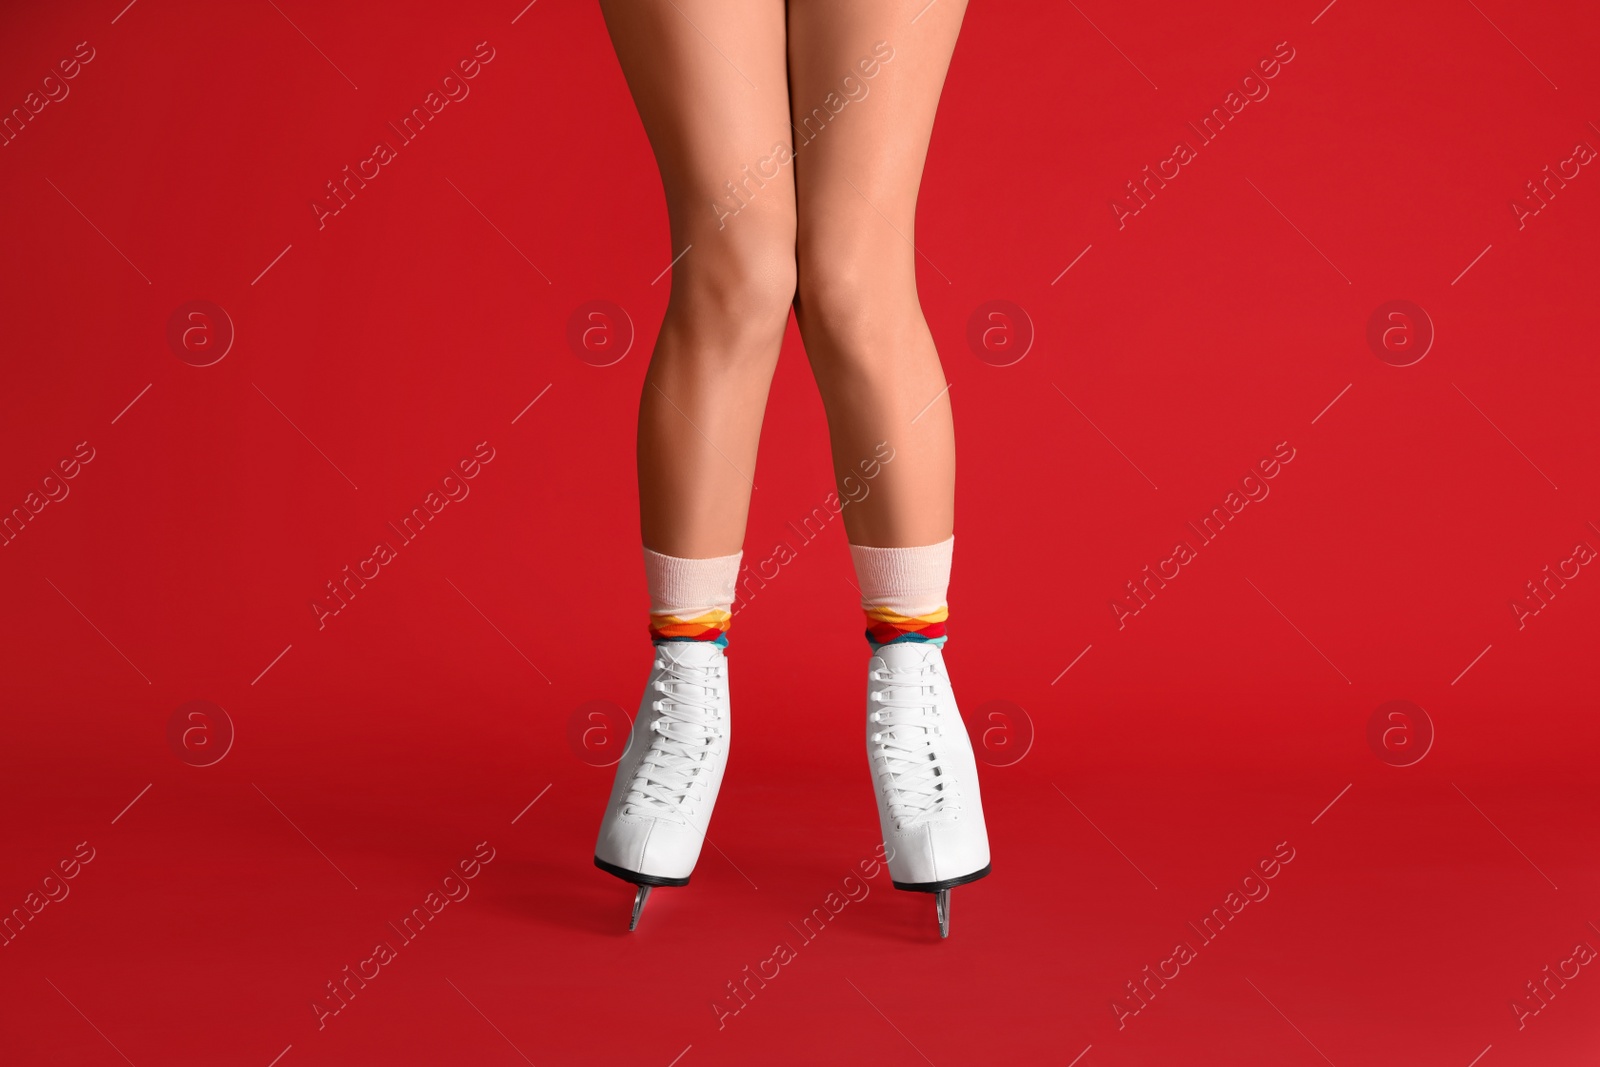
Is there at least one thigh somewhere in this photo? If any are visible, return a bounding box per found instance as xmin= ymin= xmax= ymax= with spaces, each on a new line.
xmin=600 ymin=0 xmax=796 ymax=255
xmin=786 ymin=0 xmax=968 ymax=260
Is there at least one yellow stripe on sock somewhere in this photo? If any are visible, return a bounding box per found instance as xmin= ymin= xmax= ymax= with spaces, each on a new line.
xmin=863 ymin=604 xmax=948 ymax=629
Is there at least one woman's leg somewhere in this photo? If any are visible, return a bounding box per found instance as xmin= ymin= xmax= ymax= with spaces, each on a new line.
xmin=787 ymin=1 xmax=987 ymax=938
xmin=599 ymin=0 xmax=797 ymax=559
xmin=593 ymin=0 xmax=794 ymax=928
xmin=786 ymin=0 xmax=968 ymax=547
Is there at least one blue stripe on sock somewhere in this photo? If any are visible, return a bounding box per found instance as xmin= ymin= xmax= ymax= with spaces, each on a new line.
xmin=653 ymin=633 xmax=729 ymax=649
xmin=866 ymin=630 xmax=947 ymax=652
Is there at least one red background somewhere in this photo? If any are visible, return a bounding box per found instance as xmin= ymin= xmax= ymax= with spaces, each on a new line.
xmin=2 ymin=0 xmax=1597 ymax=1064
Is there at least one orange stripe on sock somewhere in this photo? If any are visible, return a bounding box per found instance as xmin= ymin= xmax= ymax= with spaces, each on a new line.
xmin=649 ymin=609 xmax=731 ymax=642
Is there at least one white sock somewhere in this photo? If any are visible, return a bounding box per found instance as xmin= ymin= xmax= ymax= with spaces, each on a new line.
xmin=848 ymin=535 xmax=953 ymax=648
xmin=643 ymin=547 xmax=741 ymax=646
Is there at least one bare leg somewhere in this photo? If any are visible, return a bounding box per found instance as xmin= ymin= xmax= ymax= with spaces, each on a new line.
xmin=600 ymin=0 xmax=797 ymax=558
xmin=786 ymin=0 xmax=968 ymax=547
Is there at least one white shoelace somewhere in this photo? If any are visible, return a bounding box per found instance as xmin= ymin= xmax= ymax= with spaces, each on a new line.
xmin=623 ymin=651 xmax=724 ymax=822
xmin=869 ymin=660 xmax=951 ymax=829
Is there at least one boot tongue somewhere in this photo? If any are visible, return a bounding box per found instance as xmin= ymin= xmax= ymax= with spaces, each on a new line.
xmin=873 ymin=646 xmax=942 ymax=750
xmin=875 ymin=644 xmax=939 ymax=703
xmin=651 ymin=643 xmax=722 ymax=750
xmin=874 ymin=641 xmax=936 ymax=670
xmin=660 ymin=640 xmax=725 ymax=667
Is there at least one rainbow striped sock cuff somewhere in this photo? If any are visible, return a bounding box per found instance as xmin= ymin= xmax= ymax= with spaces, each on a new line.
xmin=650 ymin=609 xmax=732 ymax=648
xmin=864 ymin=604 xmax=948 ymax=650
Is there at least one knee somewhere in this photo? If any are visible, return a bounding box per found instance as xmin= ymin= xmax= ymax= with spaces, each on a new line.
xmin=794 ymin=245 xmax=917 ymax=376
xmin=664 ymin=227 xmax=796 ymax=360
